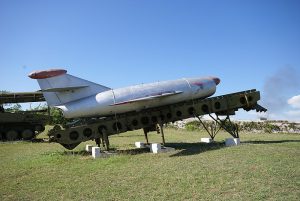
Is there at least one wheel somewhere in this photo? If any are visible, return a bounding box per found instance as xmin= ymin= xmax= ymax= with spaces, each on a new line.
xmin=5 ymin=130 xmax=19 ymax=141
xmin=21 ymin=129 xmax=34 ymax=140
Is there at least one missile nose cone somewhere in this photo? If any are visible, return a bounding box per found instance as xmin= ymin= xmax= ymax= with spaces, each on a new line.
xmin=212 ymin=77 xmax=221 ymax=85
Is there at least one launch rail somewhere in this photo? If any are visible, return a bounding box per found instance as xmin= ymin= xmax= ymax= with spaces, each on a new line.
xmin=48 ymin=89 xmax=266 ymax=150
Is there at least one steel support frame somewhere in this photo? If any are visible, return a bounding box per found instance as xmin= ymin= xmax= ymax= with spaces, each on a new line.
xmin=98 ymin=128 xmax=110 ymax=151
xmin=143 ymin=123 xmax=166 ymax=146
xmin=195 ymin=116 xmax=221 ymax=140
xmin=195 ymin=113 xmax=239 ymax=139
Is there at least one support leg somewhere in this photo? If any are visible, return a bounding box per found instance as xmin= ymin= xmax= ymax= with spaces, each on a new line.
xmin=209 ymin=114 xmax=239 ymax=138
xmin=143 ymin=128 xmax=149 ymax=145
xmin=99 ymin=132 xmax=105 ymax=148
xmin=159 ymin=123 xmax=166 ymax=146
xmin=101 ymin=128 xmax=110 ymax=151
xmin=95 ymin=138 xmax=101 ymax=147
xmin=195 ymin=116 xmax=220 ymax=140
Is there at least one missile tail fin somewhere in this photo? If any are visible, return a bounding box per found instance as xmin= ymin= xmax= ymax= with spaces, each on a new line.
xmin=29 ymin=69 xmax=111 ymax=106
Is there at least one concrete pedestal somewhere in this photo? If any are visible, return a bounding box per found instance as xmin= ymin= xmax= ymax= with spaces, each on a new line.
xmin=92 ymin=147 xmax=101 ymax=158
xmin=150 ymin=143 xmax=161 ymax=154
xmin=135 ymin=142 xmax=146 ymax=148
xmin=225 ymin=138 xmax=240 ymax=147
xmin=201 ymin=138 xmax=213 ymax=143
xmin=86 ymin=145 xmax=93 ymax=152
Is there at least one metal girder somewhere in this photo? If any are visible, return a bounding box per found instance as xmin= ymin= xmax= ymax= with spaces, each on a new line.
xmin=0 ymin=92 xmax=45 ymax=104
xmin=209 ymin=114 xmax=239 ymax=138
xmin=195 ymin=116 xmax=221 ymax=140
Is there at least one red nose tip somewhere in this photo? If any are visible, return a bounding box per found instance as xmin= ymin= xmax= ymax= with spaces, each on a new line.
xmin=212 ymin=77 xmax=221 ymax=85
xmin=28 ymin=69 xmax=67 ymax=79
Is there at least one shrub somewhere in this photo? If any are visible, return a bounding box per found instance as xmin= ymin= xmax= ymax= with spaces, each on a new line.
xmin=185 ymin=121 xmax=201 ymax=131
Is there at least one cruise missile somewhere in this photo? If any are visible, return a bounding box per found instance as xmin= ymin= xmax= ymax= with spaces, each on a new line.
xmin=29 ymin=69 xmax=220 ymax=119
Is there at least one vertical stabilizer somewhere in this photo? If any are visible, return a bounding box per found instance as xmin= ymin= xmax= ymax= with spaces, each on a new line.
xmin=29 ymin=69 xmax=111 ymax=106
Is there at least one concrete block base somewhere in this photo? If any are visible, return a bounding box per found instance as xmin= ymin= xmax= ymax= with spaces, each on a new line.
xmin=201 ymin=138 xmax=213 ymax=143
xmin=135 ymin=142 xmax=146 ymax=148
xmin=86 ymin=145 xmax=93 ymax=152
xmin=92 ymin=147 xmax=101 ymax=158
xmin=149 ymin=143 xmax=175 ymax=154
xmin=225 ymin=138 xmax=240 ymax=147
xmin=150 ymin=143 xmax=161 ymax=154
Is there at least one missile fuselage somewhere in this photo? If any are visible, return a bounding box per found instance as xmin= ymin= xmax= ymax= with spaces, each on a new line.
xmin=58 ymin=78 xmax=217 ymax=118
xmin=29 ymin=69 xmax=220 ymax=119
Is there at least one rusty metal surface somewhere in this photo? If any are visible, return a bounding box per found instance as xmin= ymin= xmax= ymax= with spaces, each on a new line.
xmin=0 ymin=92 xmax=45 ymax=104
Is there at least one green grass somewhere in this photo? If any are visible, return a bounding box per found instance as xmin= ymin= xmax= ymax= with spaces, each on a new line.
xmin=0 ymin=129 xmax=299 ymax=201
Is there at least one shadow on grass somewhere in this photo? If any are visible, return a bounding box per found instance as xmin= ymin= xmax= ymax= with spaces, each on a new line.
xmin=60 ymin=147 xmax=151 ymax=156
xmin=31 ymin=139 xmax=49 ymax=143
xmin=42 ymin=146 xmax=150 ymax=157
xmin=167 ymin=142 xmax=225 ymax=157
xmin=112 ymin=134 xmax=143 ymax=138
xmin=116 ymin=147 xmax=150 ymax=155
xmin=243 ymin=140 xmax=300 ymax=144
xmin=46 ymin=148 xmax=118 ymax=156
xmin=0 ymin=139 xmax=49 ymax=143
xmin=60 ymin=147 xmax=152 ymax=156
xmin=43 ymin=140 xmax=300 ymax=157
xmin=107 ymin=142 xmax=226 ymax=156
xmin=57 ymin=142 xmax=227 ymax=157
xmin=42 ymin=150 xmax=92 ymax=156
xmin=62 ymin=150 xmax=96 ymax=156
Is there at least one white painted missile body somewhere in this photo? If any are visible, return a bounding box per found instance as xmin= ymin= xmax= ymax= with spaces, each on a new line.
xmin=29 ymin=69 xmax=220 ymax=119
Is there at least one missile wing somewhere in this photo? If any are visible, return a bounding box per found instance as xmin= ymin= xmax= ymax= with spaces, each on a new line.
xmin=111 ymin=90 xmax=183 ymax=106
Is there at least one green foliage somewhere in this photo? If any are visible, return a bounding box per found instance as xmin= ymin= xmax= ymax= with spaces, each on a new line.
xmin=181 ymin=120 xmax=298 ymax=134
xmin=185 ymin=120 xmax=201 ymax=131
xmin=5 ymin=103 xmax=22 ymax=112
xmin=50 ymin=107 xmax=67 ymax=126
xmin=239 ymin=121 xmax=263 ymax=131
xmin=24 ymin=103 xmax=67 ymax=125
xmin=263 ymin=123 xmax=280 ymax=133
xmin=23 ymin=103 xmax=66 ymax=125
xmin=27 ymin=103 xmax=48 ymax=111
xmin=289 ymin=123 xmax=297 ymax=131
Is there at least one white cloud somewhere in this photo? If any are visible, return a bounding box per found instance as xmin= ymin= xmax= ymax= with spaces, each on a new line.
xmin=287 ymin=95 xmax=300 ymax=109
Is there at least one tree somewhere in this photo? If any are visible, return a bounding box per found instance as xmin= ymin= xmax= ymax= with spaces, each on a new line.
xmin=49 ymin=107 xmax=67 ymax=126
xmin=26 ymin=103 xmax=67 ymax=125
xmin=5 ymin=103 xmax=22 ymax=112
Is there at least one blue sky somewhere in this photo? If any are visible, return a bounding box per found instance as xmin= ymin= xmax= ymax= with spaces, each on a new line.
xmin=1 ymin=0 xmax=300 ymax=121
